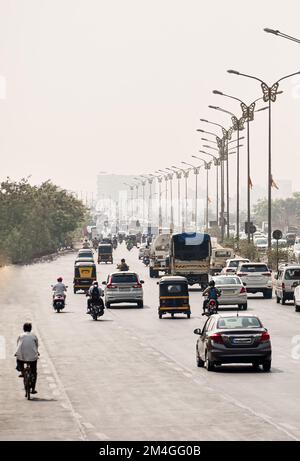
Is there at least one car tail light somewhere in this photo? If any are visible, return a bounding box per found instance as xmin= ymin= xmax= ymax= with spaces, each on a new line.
xmin=260 ymin=331 xmax=270 ymax=342
xmin=107 ymin=284 xmax=117 ymax=288
xmin=262 ymin=272 xmax=271 ymax=276
xmin=210 ymin=333 xmax=223 ymax=344
xmin=133 ymin=283 xmax=142 ymax=288
xmin=282 ymin=283 xmax=285 ymax=289
xmin=237 ymin=272 xmax=247 ymax=277
xmin=240 ymin=286 xmax=247 ymax=294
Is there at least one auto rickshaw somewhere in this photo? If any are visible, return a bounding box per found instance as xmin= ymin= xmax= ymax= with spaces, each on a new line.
xmin=158 ymin=276 xmax=191 ymax=319
xmin=98 ymin=244 xmax=113 ymax=264
xmin=73 ymin=261 xmax=97 ymax=294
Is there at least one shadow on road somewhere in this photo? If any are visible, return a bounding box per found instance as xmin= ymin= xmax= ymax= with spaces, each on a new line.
xmin=212 ymin=365 xmax=282 ymax=374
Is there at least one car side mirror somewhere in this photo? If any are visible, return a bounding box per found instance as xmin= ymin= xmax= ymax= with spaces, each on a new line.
xmin=269 ymin=269 xmax=272 ymax=273
xmin=194 ymin=328 xmax=202 ymax=335
xmin=102 ymin=281 xmax=106 ymax=285
xmin=292 ymin=282 xmax=299 ymax=288
xmin=140 ymin=280 xmax=144 ymax=284
xmin=157 ymin=281 xmax=159 ymax=285
xmin=243 ymin=282 xmax=247 ymax=286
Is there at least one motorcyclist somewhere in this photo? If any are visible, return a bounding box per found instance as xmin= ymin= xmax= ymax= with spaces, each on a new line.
xmin=202 ymin=280 xmax=221 ymax=314
xmin=82 ymin=238 xmax=90 ymax=249
xmin=52 ymin=277 xmax=67 ymax=301
xmin=86 ymin=281 xmax=104 ymax=313
xmin=117 ymin=258 xmax=129 ymax=271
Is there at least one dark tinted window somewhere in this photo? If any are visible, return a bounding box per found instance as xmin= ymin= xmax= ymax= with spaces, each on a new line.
xmin=240 ymin=264 xmax=269 ymax=272
xmin=217 ymin=317 xmax=262 ymax=329
xmin=172 ymin=232 xmax=211 ymax=261
xmin=215 ymin=250 xmax=232 ymax=257
xmin=285 ymin=269 xmax=300 ymax=280
xmin=111 ymin=274 xmax=138 ymax=284
xmin=160 ymin=283 xmax=188 ymax=296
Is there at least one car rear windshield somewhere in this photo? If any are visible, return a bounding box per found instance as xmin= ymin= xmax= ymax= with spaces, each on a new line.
xmin=284 ymin=269 xmax=300 ymax=280
xmin=255 ymin=238 xmax=267 ymax=245
xmin=229 ymin=260 xmax=247 ymax=267
xmin=240 ymin=264 xmax=269 ymax=272
xmin=78 ymin=252 xmax=93 ymax=258
xmin=214 ymin=277 xmax=240 ymax=285
xmin=160 ymin=284 xmax=188 ymax=295
xmin=111 ymin=274 xmax=138 ymax=283
xmin=217 ymin=317 xmax=262 ymax=329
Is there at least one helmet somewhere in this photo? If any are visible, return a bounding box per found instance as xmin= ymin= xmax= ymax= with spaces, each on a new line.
xmin=92 ymin=281 xmax=98 ymax=286
xmin=209 ymin=280 xmax=215 ymax=287
xmin=57 ymin=277 xmax=63 ymax=282
xmin=121 ymin=258 xmax=125 ymax=263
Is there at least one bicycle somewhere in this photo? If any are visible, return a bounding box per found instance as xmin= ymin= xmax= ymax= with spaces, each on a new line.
xmin=23 ymin=362 xmax=35 ymax=400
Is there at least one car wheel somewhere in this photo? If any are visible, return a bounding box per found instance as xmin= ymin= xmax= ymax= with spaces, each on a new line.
xmin=73 ymin=289 xmax=77 ymax=294
xmin=187 ymin=313 xmax=191 ymax=319
xmin=106 ymin=302 xmax=111 ymax=308
xmin=276 ymin=295 xmax=280 ymax=304
xmin=252 ymin=362 xmax=260 ymax=371
xmin=262 ymin=360 xmax=271 ymax=372
xmin=242 ymin=303 xmax=248 ymax=310
xmin=137 ymin=301 xmax=144 ymax=308
xmin=281 ymin=296 xmax=286 ymax=305
xmin=196 ymin=350 xmax=204 ymax=368
xmin=159 ymin=313 xmax=162 ymax=319
xmin=295 ymin=303 xmax=300 ymax=312
xmin=205 ymin=351 xmax=215 ymax=372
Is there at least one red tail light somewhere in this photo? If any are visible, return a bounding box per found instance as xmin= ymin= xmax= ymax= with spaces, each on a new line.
xmin=210 ymin=333 xmax=223 ymax=344
xmin=240 ymin=286 xmax=247 ymax=294
xmin=260 ymin=331 xmax=270 ymax=342
xmin=107 ymin=277 xmax=117 ymax=289
xmin=282 ymin=282 xmax=285 ymax=289
xmin=209 ymin=300 xmax=216 ymax=306
xmin=237 ymin=272 xmax=247 ymax=277
xmin=133 ymin=283 xmax=142 ymax=288
xmin=262 ymin=272 xmax=271 ymax=276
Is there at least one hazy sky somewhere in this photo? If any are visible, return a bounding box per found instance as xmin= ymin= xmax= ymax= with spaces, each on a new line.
xmin=0 ymin=0 xmax=300 ymax=197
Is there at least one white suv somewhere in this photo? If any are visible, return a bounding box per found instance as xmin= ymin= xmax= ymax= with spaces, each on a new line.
xmin=221 ymin=258 xmax=250 ymax=275
xmin=236 ymin=262 xmax=273 ymax=299
xmin=274 ymin=264 xmax=300 ymax=305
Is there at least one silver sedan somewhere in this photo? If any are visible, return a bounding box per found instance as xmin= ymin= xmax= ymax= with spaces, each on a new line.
xmin=212 ymin=275 xmax=248 ymax=310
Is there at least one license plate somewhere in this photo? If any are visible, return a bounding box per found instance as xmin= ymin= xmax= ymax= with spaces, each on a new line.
xmin=232 ymin=337 xmax=252 ymax=344
xmin=223 ymin=289 xmax=235 ymax=294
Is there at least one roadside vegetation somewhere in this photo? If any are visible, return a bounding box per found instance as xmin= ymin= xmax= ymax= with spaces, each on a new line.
xmin=0 ymin=178 xmax=87 ymax=264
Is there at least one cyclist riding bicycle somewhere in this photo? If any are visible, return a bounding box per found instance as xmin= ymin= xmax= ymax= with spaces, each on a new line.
xmin=15 ymin=323 xmax=39 ymax=394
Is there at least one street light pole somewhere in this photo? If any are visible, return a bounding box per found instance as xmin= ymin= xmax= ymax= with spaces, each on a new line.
xmin=182 ymin=162 xmax=202 ymax=231
xmin=227 ymin=69 xmax=300 ymax=248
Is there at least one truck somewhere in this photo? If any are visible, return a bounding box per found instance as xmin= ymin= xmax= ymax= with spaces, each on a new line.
xmin=210 ymin=247 xmax=235 ymax=275
xmin=149 ymin=233 xmax=170 ymax=278
xmin=169 ymin=232 xmax=211 ymax=288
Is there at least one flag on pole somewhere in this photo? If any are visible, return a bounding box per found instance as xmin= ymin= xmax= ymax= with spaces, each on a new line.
xmin=271 ymin=175 xmax=279 ymax=190
xmin=248 ymin=177 xmax=253 ymax=189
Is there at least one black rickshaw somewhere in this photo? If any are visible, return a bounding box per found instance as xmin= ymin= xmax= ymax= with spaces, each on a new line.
xmin=73 ymin=261 xmax=97 ymax=294
xmin=158 ymin=276 xmax=191 ymax=319
xmin=98 ymin=244 xmax=113 ymax=264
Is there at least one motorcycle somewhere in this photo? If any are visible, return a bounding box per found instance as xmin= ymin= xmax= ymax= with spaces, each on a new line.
xmin=88 ymin=300 xmax=104 ymax=321
xmin=202 ymin=298 xmax=218 ymax=317
xmin=112 ymin=241 xmax=118 ymax=250
xmin=52 ymin=291 xmax=67 ymax=313
xmin=126 ymin=242 xmax=133 ymax=251
xmin=143 ymin=256 xmax=150 ymax=266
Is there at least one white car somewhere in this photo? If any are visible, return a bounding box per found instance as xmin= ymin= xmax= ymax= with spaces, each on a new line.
xmin=293 ymin=282 xmax=300 ymax=312
xmin=254 ymin=237 xmax=268 ymax=252
xmin=221 ymin=258 xmax=250 ymax=275
xmin=236 ymin=262 xmax=273 ymax=299
xmin=293 ymin=243 xmax=300 ymax=263
xmin=138 ymin=243 xmax=148 ymax=259
xmin=213 ymin=275 xmax=248 ymax=310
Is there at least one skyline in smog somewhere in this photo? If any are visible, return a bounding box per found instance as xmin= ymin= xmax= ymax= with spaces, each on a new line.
xmin=0 ymin=0 xmax=300 ymax=197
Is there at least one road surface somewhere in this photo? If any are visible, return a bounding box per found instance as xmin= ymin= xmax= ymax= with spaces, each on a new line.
xmin=0 ymin=244 xmax=299 ymax=440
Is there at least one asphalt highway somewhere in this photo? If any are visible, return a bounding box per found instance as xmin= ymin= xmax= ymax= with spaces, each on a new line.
xmin=1 ymin=243 xmax=299 ymax=440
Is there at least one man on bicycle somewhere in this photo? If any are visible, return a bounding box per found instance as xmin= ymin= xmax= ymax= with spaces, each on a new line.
xmin=15 ymin=323 xmax=39 ymax=394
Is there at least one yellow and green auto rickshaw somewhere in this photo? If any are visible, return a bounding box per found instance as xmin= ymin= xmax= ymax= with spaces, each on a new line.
xmin=158 ymin=276 xmax=191 ymax=319
xmin=98 ymin=244 xmax=113 ymax=264
xmin=73 ymin=261 xmax=97 ymax=293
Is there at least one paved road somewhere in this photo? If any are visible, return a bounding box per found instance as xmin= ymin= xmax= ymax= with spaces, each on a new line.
xmin=1 ymin=244 xmax=300 ymax=440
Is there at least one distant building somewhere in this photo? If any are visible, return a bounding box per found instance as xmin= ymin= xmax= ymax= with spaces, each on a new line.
xmin=97 ymin=173 xmax=136 ymax=201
